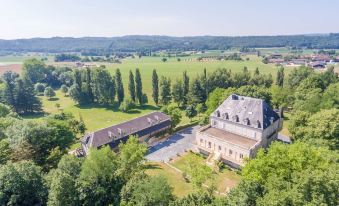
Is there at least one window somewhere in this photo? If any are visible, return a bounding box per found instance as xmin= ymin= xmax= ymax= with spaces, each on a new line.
xmin=239 ymin=154 xmax=244 ymax=159
xmin=213 ymin=120 xmax=217 ymax=126
xmin=229 ymin=150 xmax=233 ymax=156
xmin=208 ymin=142 xmax=211 ymax=148
xmin=200 ymin=139 xmax=203 ymax=144
xmin=218 ymin=146 xmax=221 ymax=151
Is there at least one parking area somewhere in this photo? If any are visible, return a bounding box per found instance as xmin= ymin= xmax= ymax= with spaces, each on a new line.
xmin=146 ymin=125 xmax=200 ymax=162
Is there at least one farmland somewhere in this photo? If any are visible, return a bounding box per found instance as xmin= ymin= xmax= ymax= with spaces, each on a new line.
xmin=0 ymin=52 xmax=294 ymax=133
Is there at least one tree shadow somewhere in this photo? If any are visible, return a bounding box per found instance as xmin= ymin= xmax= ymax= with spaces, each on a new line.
xmin=125 ymin=109 xmax=141 ymax=114
xmin=48 ymin=97 xmax=60 ymax=101
xmin=145 ymin=163 xmax=162 ymax=170
xmin=21 ymin=112 xmax=48 ymax=119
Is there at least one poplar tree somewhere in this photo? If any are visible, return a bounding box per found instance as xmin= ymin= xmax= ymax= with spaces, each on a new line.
xmin=135 ymin=68 xmax=143 ymax=105
xmin=276 ymin=67 xmax=285 ymax=87
xmin=160 ymin=76 xmax=171 ymax=105
xmin=85 ymin=68 xmax=94 ymax=103
xmin=115 ymin=69 xmax=124 ymax=104
xmin=128 ymin=70 xmax=136 ymax=102
xmin=182 ymin=71 xmax=189 ymax=106
xmin=152 ymin=69 xmax=159 ymax=105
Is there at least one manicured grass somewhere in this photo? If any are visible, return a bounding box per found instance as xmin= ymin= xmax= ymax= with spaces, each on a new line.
xmin=24 ymin=90 xmax=159 ymax=132
xmin=171 ymin=152 xmax=241 ymax=193
xmin=145 ymin=162 xmax=194 ymax=197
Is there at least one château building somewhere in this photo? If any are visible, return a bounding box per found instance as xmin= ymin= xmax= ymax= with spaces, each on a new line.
xmin=196 ymin=94 xmax=282 ymax=168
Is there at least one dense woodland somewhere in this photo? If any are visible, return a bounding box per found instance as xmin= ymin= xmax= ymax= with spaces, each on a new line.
xmin=0 ymin=58 xmax=338 ymax=205
xmin=1 ymin=34 xmax=339 ymax=53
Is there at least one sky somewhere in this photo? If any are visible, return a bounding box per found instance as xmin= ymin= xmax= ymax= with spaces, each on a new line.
xmin=0 ymin=0 xmax=338 ymax=39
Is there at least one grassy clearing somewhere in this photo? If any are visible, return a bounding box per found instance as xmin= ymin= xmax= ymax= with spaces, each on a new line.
xmin=145 ymin=162 xmax=194 ymax=198
xmin=24 ymin=90 xmax=158 ymax=132
xmin=170 ymin=152 xmax=241 ymax=193
xmin=280 ymin=111 xmax=291 ymax=136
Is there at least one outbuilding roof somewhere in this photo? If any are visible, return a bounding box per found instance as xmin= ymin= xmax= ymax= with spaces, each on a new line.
xmin=81 ymin=111 xmax=171 ymax=149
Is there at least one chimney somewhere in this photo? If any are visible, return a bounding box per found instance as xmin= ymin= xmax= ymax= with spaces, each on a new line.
xmin=117 ymin=128 xmax=122 ymax=136
xmin=155 ymin=115 xmax=159 ymax=122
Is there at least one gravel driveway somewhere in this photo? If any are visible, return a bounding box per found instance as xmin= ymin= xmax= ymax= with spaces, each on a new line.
xmin=146 ymin=125 xmax=200 ymax=162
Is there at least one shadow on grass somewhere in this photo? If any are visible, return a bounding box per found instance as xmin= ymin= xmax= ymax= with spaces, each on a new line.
xmin=145 ymin=163 xmax=162 ymax=170
xmin=20 ymin=112 xmax=48 ymax=119
xmin=74 ymin=102 xmax=160 ymax=112
xmin=47 ymin=97 xmax=60 ymax=101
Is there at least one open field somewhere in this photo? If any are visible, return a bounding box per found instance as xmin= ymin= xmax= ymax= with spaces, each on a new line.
xmin=3 ymin=52 xmax=294 ymax=134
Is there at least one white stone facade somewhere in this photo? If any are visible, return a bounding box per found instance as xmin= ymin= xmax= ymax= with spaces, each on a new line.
xmin=196 ymin=94 xmax=282 ymax=168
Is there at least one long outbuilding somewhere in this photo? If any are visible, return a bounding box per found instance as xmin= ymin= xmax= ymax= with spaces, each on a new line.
xmin=80 ymin=111 xmax=171 ymax=155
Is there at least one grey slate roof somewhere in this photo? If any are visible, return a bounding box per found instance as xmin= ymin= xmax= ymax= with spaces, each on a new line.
xmin=81 ymin=111 xmax=171 ymax=149
xmin=211 ymin=94 xmax=280 ymax=130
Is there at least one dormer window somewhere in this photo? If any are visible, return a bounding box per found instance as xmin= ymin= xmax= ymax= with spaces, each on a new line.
xmin=245 ymin=118 xmax=250 ymax=125
xmin=233 ymin=115 xmax=239 ymax=122
xmin=216 ymin=110 xmax=220 ymax=117
xmin=257 ymin=120 xmax=261 ymax=128
xmin=224 ymin=113 xmax=229 ymax=120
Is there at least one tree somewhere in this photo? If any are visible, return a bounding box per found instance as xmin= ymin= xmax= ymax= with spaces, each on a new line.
xmin=289 ymin=109 xmax=339 ymax=149
xmin=68 ymin=84 xmax=82 ymax=103
xmin=85 ymin=67 xmax=94 ymax=103
xmin=186 ymin=155 xmax=213 ymax=188
xmin=236 ymin=85 xmax=272 ymax=105
xmin=46 ymin=155 xmax=82 ymax=206
xmin=115 ymin=68 xmax=124 ymax=104
xmin=0 ymin=139 xmax=11 ymax=164
xmin=172 ymin=79 xmax=184 ymax=106
xmin=117 ymin=136 xmax=147 ymax=181
xmin=13 ymin=79 xmax=42 ymax=114
xmin=161 ymin=57 xmax=167 ymax=62
xmin=5 ymin=119 xmax=76 ymax=168
xmin=320 ymin=82 xmax=339 ymax=109
xmin=160 ymin=76 xmax=172 ymax=105
xmin=287 ymin=66 xmax=313 ymax=88
xmin=205 ymin=87 xmax=236 ymax=114
xmin=22 ymin=58 xmax=47 ymax=84
xmin=0 ymin=161 xmax=47 ymax=206
xmin=121 ymin=174 xmax=174 ymax=206
xmin=182 ymin=71 xmax=190 ymax=106
xmin=2 ymin=71 xmax=18 ymax=109
xmin=34 ymin=83 xmax=45 ymax=94
xmin=135 ymin=68 xmax=143 ymax=105
xmin=270 ymin=85 xmax=293 ymax=109
xmin=77 ymin=146 xmax=121 ymax=206
xmin=276 ymin=66 xmax=285 ymax=87
xmin=92 ymin=68 xmax=115 ymax=104
xmin=60 ymin=84 xmax=69 ymax=96
xmin=162 ymin=104 xmax=182 ymax=128
xmin=170 ymin=191 xmax=216 ymax=206
xmin=0 ymin=102 xmax=17 ymax=118
xmin=44 ymin=87 xmax=56 ymax=100
xmin=119 ymin=97 xmax=135 ymax=112
xmin=189 ymin=78 xmax=206 ymax=105
xmin=152 ymin=69 xmax=159 ymax=105
xmin=231 ymin=142 xmax=339 ymax=206
xmin=128 ymin=70 xmax=136 ymax=102
xmin=185 ymin=105 xmax=197 ymax=121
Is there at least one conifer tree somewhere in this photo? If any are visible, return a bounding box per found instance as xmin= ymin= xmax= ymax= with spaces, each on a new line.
xmin=135 ymin=68 xmax=143 ymax=105
xmin=160 ymin=76 xmax=171 ymax=105
xmin=182 ymin=71 xmax=189 ymax=106
xmin=85 ymin=68 xmax=94 ymax=103
xmin=115 ymin=69 xmax=124 ymax=104
xmin=128 ymin=70 xmax=136 ymax=102
xmin=152 ymin=69 xmax=159 ymax=105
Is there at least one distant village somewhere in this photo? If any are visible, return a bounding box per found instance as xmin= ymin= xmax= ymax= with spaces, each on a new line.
xmin=263 ymin=53 xmax=339 ymax=69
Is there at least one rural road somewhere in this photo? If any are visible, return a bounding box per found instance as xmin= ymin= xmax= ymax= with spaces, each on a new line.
xmin=146 ymin=125 xmax=200 ymax=162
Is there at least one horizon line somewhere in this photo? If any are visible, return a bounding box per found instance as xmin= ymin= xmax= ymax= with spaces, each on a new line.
xmin=1 ymin=32 xmax=338 ymax=41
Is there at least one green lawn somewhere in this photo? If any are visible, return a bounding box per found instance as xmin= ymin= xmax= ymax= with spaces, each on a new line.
xmin=14 ymin=53 xmax=293 ymax=134
xmin=145 ymin=162 xmax=194 ymax=198
xmin=170 ymin=152 xmax=241 ymax=194
xmin=24 ymin=90 xmax=159 ymax=132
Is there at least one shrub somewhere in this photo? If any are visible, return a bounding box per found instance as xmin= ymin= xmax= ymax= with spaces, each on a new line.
xmin=119 ymin=97 xmax=135 ymax=112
